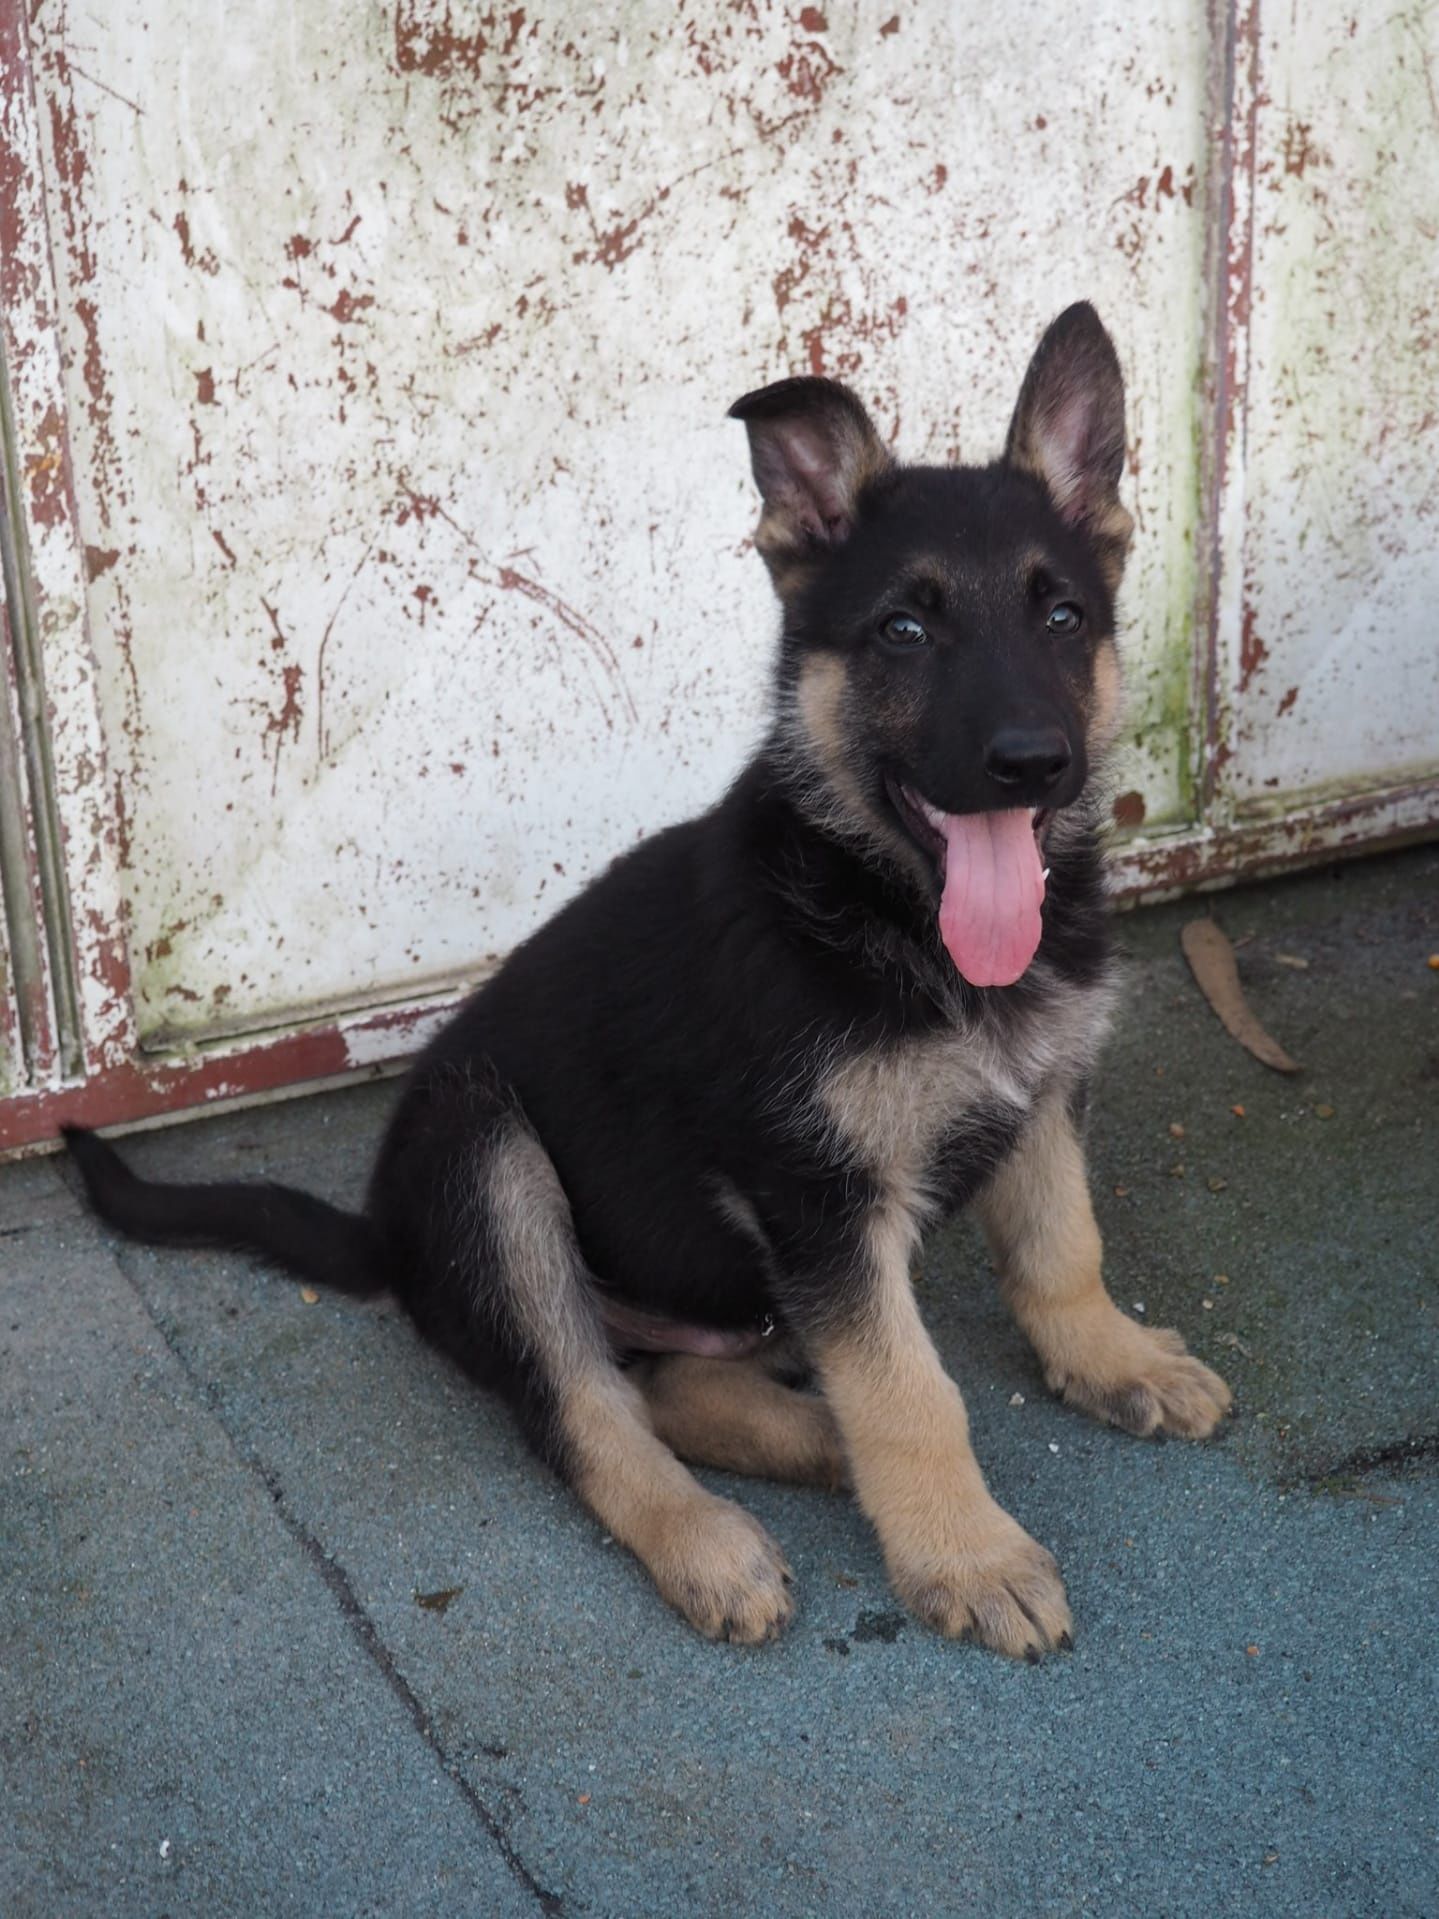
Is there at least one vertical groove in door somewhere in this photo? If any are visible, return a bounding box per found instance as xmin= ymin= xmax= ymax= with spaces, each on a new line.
xmin=0 ymin=327 xmax=82 ymax=1081
xmin=0 ymin=574 xmax=48 ymax=1086
xmin=0 ymin=878 xmax=20 ymax=1094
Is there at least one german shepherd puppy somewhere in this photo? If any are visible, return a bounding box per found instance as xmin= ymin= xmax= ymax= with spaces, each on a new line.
xmin=66 ymin=303 xmax=1231 ymax=1658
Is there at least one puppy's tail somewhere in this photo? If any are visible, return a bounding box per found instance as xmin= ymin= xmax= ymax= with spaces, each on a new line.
xmin=62 ymin=1125 xmax=384 ymax=1297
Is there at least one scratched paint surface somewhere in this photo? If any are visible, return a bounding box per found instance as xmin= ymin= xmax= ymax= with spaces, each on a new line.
xmin=3 ymin=0 xmax=137 ymax=1082
xmin=0 ymin=910 xmax=17 ymax=1094
xmin=30 ymin=1 xmax=1210 ymax=1046
xmin=1224 ymin=0 xmax=1439 ymax=816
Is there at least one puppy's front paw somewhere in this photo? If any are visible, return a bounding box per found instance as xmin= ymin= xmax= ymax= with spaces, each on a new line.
xmin=648 ymin=1494 xmax=794 ymax=1645
xmin=1043 ymin=1310 xmax=1233 ymax=1439
xmin=890 ymin=1509 xmax=1072 ymax=1661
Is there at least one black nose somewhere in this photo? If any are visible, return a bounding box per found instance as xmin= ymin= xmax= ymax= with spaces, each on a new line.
xmin=984 ymin=727 xmax=1072 ymax=794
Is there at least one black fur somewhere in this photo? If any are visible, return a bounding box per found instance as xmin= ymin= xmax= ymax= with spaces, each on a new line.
xmin=62 ymin=1121 xmax=381 ymax=1295
xmin=66 ymin=303 xmax=1126 ymax=1500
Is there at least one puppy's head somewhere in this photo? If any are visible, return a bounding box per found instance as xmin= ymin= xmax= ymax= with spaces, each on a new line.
xmin=730 ymin=302 xmax=1132 ymax=989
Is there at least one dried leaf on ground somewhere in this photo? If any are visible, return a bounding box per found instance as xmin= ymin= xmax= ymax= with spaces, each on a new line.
xmin=1180 ymin=919 xmax=1302 ymax=1074
xmin=415 ymin=1586 xmax=464 ymax=1614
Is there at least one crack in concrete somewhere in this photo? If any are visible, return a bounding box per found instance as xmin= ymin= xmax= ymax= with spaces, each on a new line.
xmin=1296 ymin=1433 xmax=1439 ymax=1489
xmin=86 ymin=1207 xmax=566 ymax=1916
xmin=250 ymin=1460 xmax=564 ymax=1916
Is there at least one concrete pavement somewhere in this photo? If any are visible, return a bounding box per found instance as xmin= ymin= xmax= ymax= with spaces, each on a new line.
xmin=3 ymin=845 xmax=1436 ymax=1916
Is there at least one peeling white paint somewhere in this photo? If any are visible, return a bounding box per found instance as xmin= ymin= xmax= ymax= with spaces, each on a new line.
xmin=1221 ymin=0 xmax=1439 ymax=814
xmin=26 ymin=0 xmax=1211 ymax=1048
xmin=343 ymin=1004 xmax=455 ymax=1070
xmin=0 ymin=909 xmax=19 ymax=1097
xmin=1 ymin=15 xmax=137 ymax=1079
xmin=7 ymin=0 xmax=1432 ymax=1134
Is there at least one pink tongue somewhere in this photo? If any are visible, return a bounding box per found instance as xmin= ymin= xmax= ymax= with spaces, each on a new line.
xmin=936 ymin=807 xmax=1046 ymax=987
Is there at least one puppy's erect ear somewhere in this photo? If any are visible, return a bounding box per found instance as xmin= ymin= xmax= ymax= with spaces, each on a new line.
xmin=1005 ymin=303 xmax=1133 ymax=585
xmin=729 ymin=377 xmax=892 ymax=588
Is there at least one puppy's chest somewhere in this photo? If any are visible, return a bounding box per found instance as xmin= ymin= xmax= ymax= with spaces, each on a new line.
xmin=812 ymin=984 xmax=1107 ymax=1197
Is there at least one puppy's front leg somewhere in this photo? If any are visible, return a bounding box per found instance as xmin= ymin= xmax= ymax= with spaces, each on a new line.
xmin=803 ymin=1204 xmax=1071 ymax=1660
xmin=977 ymin=1089 xmax=1232 ymax=1438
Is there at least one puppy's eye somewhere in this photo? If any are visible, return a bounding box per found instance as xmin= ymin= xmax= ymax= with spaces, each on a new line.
xmin=880 ymin=613 xmax=928 ymax=647
xmin=1046 ymin=602 xmax=1084 ymax=635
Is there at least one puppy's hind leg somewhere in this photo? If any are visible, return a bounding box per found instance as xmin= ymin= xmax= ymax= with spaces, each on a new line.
xmin=484 ymin=1121 xmax=795 ymax=1643
xmin=636 ymin=1353 xmax=848 ymax=1489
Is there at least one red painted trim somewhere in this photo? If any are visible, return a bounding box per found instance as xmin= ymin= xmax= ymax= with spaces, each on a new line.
xmin=0 ymin=992 xmax=462 ymax=1155
xmin=1196 ymin=0 xmax=1262 ymax=818
xmin=1196 ymin=0 xmax=1234 ymax=819
xmin=0 ymin=889 xmax=22 ymax=1086
xmin=1112 ymin=779 xmax=1439 ymax=902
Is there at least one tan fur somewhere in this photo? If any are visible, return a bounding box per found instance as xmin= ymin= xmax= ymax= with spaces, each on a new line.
xmin=814 ymin=978 xmax=1112 ymax=1196
xmin=755 ymin=534 xmax=816 ymax=605
xmin=1093 ymin=500 xmax=1135 ymax=591
xmin=709 ymin=1176 xmax=771 ymax=1252
xmin=780 ymin=653 xmax=930 ymax=889
xmin=812 ymin=1195 xmax=1072 ymax=1658
xmin=560 ymin=1369 xmax=794 ymax=1642
xmin=976 ymin=1091 xmax=1232 ymax=1438
xmin=1087 ymin=635 xmax=1125 ymax=754
xmin=637 ymin=1353 xmax=847 ymax=1488
xmin=1013 ymin=544 xmax=1052 ymax=590
xmin=1008 ymin=438 xmax=1131 ymax=588
xmin=788 ymin=655 xmax=887 ymax=846
xmin=487 ymin=1126 xmax=793 ymax=1642
xmin=793 ymin=653 xmax=856 ymax=795
xmin=819 ymin=1032 xmax=1025 ymax=1183
xmin=485 ymin=1125 xmax=599 ymax=1383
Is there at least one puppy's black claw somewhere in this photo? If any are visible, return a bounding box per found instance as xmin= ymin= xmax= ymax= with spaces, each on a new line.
xmin=1058 ymin=1630 xmax=1074 ymax=1651
xmin=1024 ymin=1644 xmax=1041 ymax=1665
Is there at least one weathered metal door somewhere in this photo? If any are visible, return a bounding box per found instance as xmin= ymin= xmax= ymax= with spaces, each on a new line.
xmin=1117 ymin=0 xmax=1439 ymax=894
xmin=2 ymin=0 xmax=1435 ymax=1152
